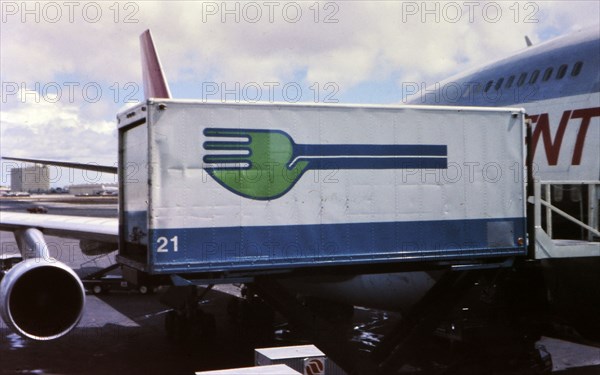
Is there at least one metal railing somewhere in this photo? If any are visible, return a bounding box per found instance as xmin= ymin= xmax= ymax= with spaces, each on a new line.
xmin=532 ymin=181 xmax=600 ymax=242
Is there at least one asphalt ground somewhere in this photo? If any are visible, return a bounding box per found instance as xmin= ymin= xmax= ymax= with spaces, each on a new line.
xmin=0 ymin=198 xmax=245 ymax=373
xmin=0 ymin=197 xmax=388 ymax=374
xmin=1 ymin=196 xmax=599 ymax=374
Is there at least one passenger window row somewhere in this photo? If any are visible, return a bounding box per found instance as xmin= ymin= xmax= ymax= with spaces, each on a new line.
xmin=480 ymin=61 xmax=584 ymax=94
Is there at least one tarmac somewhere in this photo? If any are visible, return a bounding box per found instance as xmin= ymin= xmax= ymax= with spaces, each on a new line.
xmin=1 ymin=196 xmax=599 ymax=374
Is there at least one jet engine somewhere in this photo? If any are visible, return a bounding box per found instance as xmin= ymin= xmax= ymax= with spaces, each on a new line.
xmin=0 ymin=228 xmax=85 ymax=340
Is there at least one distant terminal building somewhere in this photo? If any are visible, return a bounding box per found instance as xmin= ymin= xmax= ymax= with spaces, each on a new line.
xmin=68 ymin=183 xmax=118 ymax=196
xmin=10 ymin=165 xmax=50 ymax=193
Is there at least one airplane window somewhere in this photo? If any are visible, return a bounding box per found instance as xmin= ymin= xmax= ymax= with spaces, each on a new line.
xmin=484 ymin=80 xmax=494 ymax=92
xmin=542 ymin=67 xmax=553 ymax=81
xmin=494 ymin=78 xmax=504 ymax=90
xmin=517 ymin=72 xmax=527 ymax=86
xmin=556 ymin=64 xmax=568 ymax=79
xmin=505 ymin=75 xmax=515 ymax=88
xmin=571 ymin=61 xmax=583 ymax=76
xmin=529 ymin=70 xmax=540 ymax=84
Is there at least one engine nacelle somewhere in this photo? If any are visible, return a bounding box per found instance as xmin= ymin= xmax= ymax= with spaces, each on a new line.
xmin=0 ymin=258 xmax=85 ymax=340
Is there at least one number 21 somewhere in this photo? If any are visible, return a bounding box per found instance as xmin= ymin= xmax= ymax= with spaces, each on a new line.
xmin=156 ymin=236 xmax=178 ymax=252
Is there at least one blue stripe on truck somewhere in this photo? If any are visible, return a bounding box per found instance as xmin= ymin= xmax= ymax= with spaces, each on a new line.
xmin=144 ymin=217 xmax=527 ymax=274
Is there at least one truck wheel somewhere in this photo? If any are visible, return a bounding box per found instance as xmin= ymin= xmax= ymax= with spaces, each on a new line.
xmin=92 ymin=285 xmax=103 ymax=295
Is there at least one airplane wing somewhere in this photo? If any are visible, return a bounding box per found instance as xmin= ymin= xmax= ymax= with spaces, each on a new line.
xmin=1 ymin=156 xmax=117 ymax=174
xmin=0 ymin=212 xmax=118 ymax=243
xmin=0 ymin=157 xmax=118 ymax=249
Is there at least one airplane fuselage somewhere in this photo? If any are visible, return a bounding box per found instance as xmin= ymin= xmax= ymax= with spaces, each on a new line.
xmin=407 ymin=27 xmax=599 ymax=182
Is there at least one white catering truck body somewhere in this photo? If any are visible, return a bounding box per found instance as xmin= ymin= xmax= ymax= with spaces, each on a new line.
xmin=117 ymin=100 xmax=527 ymax=275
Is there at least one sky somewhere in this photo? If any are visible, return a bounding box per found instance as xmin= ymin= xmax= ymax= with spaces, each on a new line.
xmin=1 ymin=0 xmax=599 ymax=188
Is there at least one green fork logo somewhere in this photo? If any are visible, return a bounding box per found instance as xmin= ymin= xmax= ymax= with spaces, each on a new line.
xmin=203 ymin=128 xmax=447 ymax=200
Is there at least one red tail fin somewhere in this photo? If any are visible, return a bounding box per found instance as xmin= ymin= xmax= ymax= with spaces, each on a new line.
xmin=140 ymin=29 xmax=171 ymax=99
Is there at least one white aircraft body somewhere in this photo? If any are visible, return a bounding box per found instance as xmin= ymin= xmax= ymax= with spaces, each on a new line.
xmin=407 ymin=26 xmax=599 ymax=183
xmin=0 ymin=27 xmax=598 ymax=345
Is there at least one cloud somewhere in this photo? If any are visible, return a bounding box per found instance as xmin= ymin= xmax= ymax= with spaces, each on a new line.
xmin=1 ymin=0 xmax=597 ymax=179
xmin=1 ymin=90 xmax=117 ymax=164
xmin=2 ymin=1 xmax=598 ymax=98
